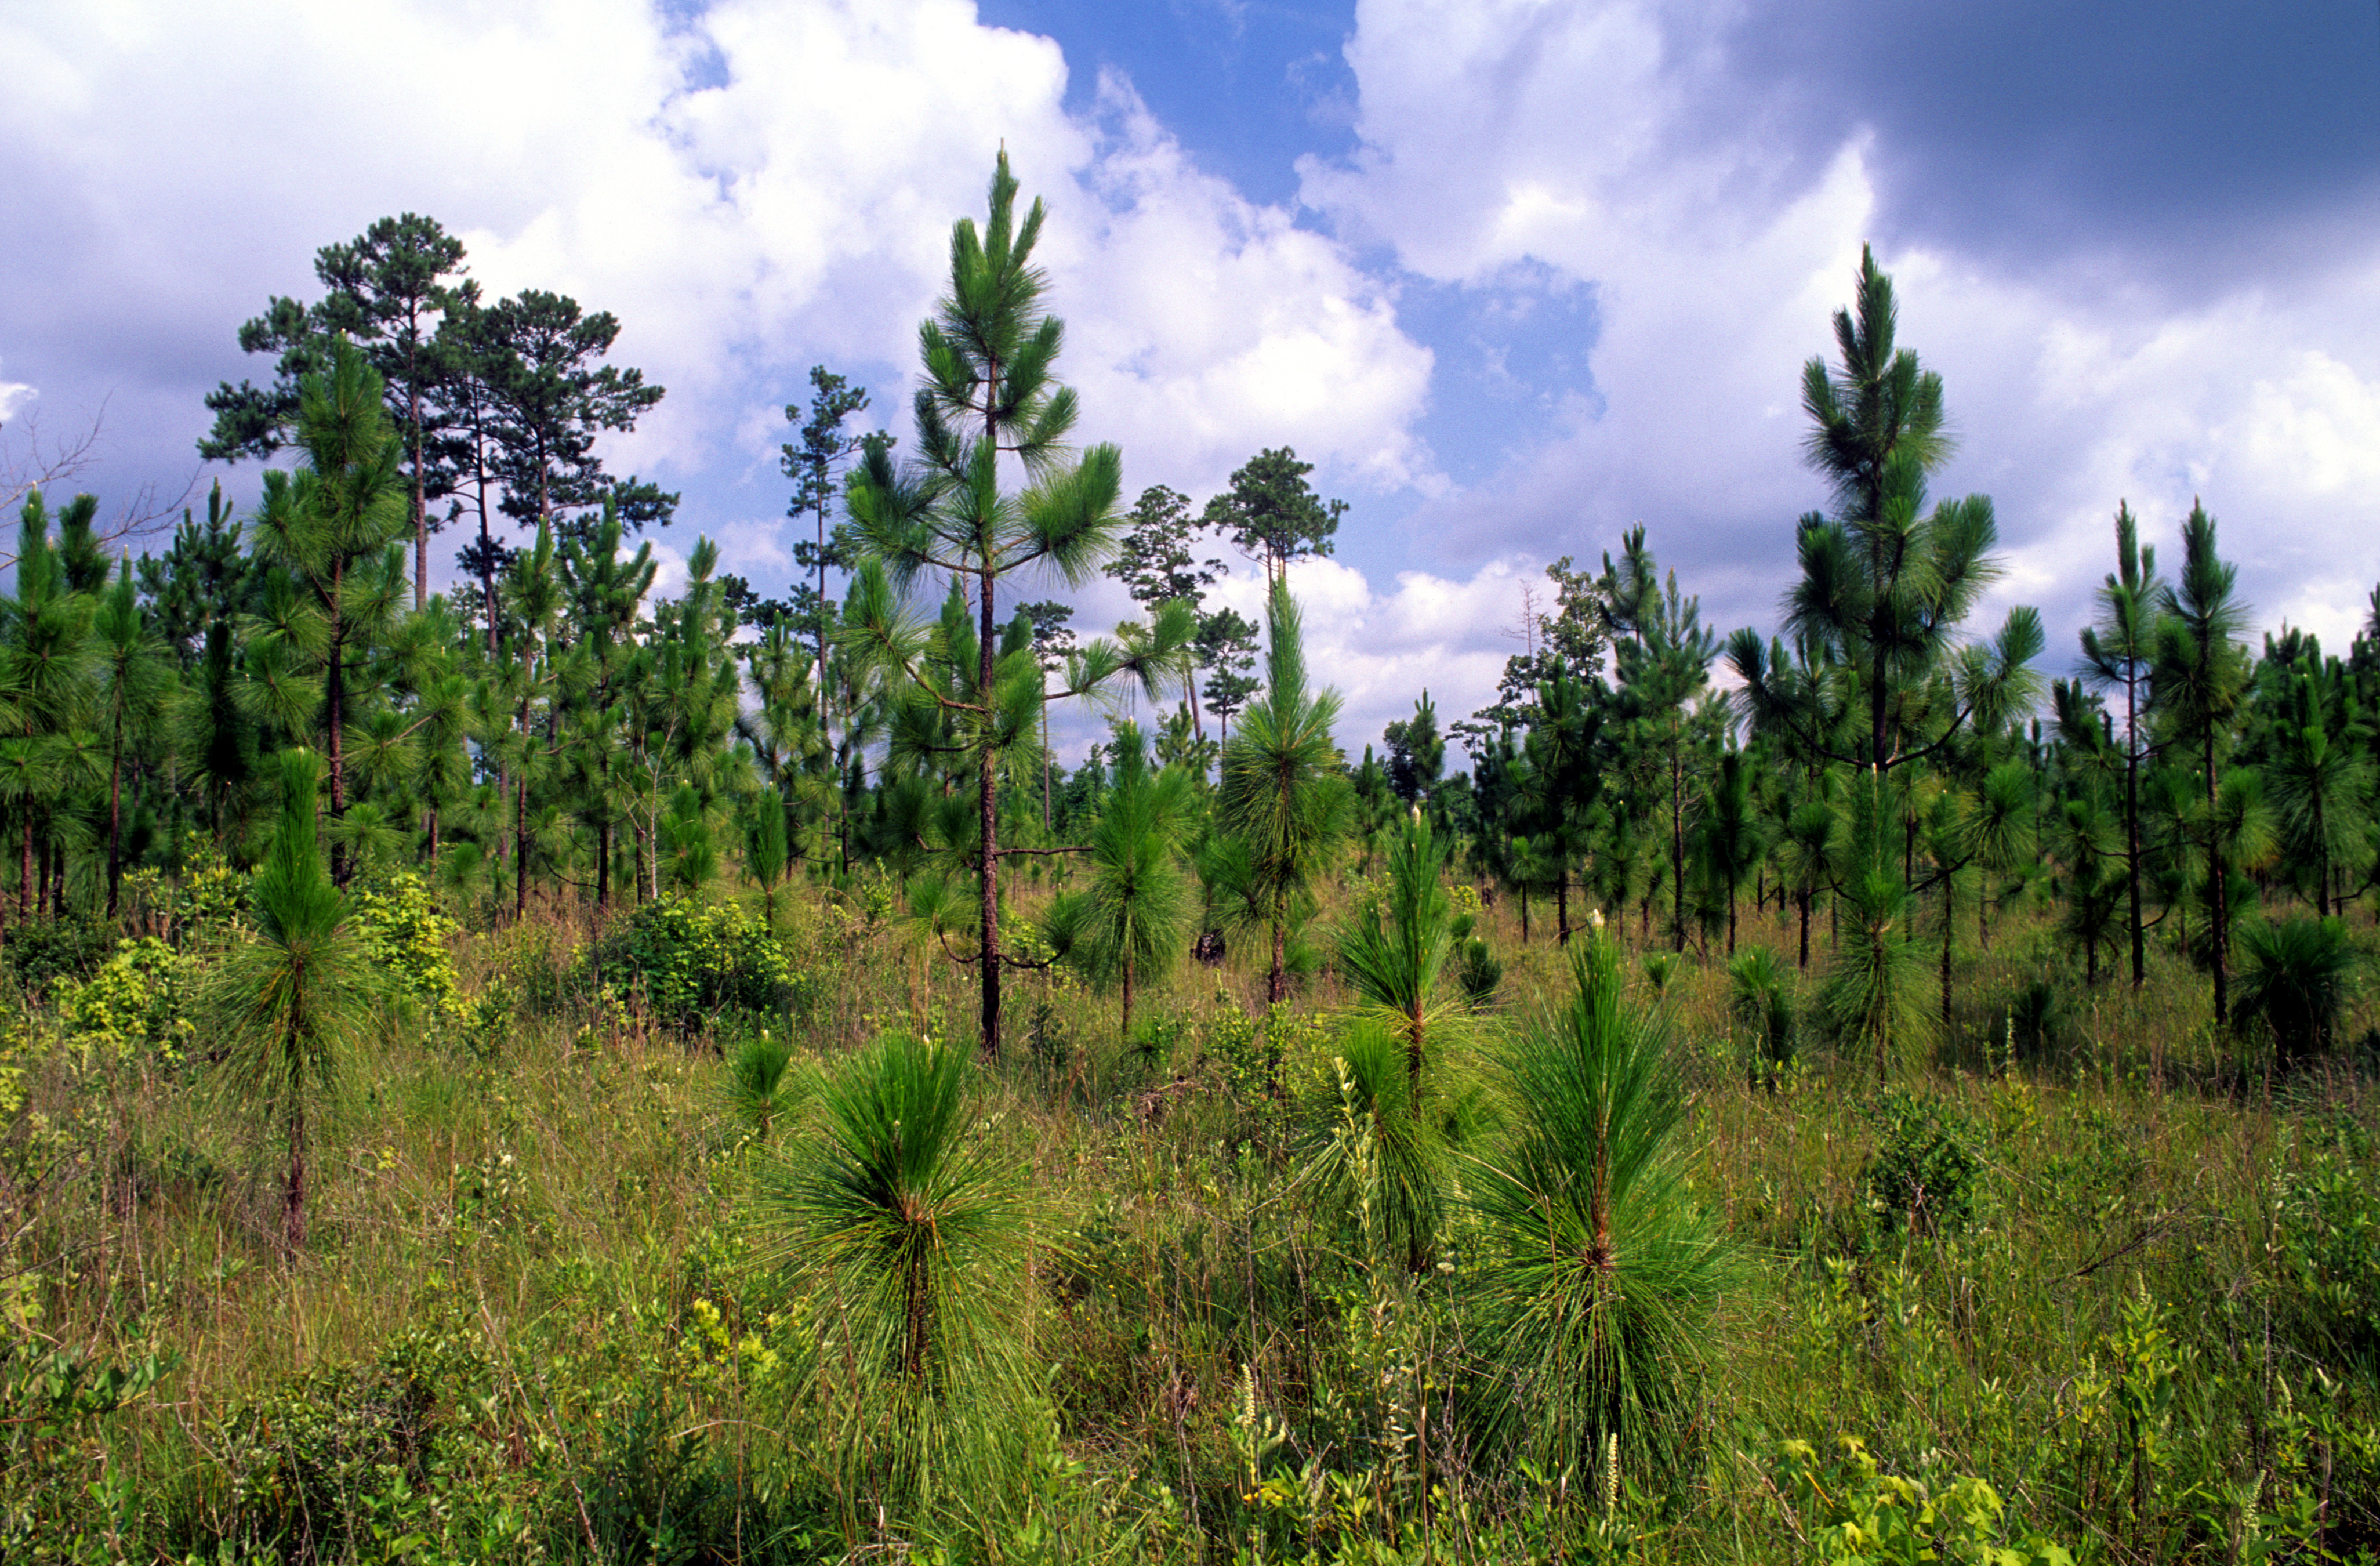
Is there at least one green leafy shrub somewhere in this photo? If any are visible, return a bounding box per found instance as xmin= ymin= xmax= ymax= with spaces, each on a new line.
xmin=204 ymin=1326 xmax=491 ymax=1562
xmin=1776 ymin=1436 xmax=2074 ymax=1565
xmin=1862 ymin=1090 xmax=1984 ymax=1236
xmin=54 ymin=936 xmax=199 ymax=1066
xmin=346 ymin=872 xmax=466 ymax=1023
xmin=2 ymin=916 xmax=112 ymax=997
xmin=588 ymin=894 xmax=810 ymax=1032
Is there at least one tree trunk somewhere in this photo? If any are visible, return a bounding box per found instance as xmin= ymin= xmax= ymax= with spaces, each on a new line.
xmin=1268 ymin=902 xmax=1287 ymax=1006
xmin=2206 ymin=726 xmax=2228 ymax=1025
xmin=2125 ymin=669 xmax=2146 ymax=988
xmin=328 ymin=565 xmax=350 ymax=887
xmin=1670 ymin=746 xmax=1687 ymax=953
xmin=978 ymin=570 xmax=1003 ymax=1061
xmin=412 ymin=378 xmax=427 ymax=611
xmin=1940 ymin=875 xmax=1954 ymax=1027
xmin=106 ymin=722 xmax=124 ymax=919
xmin=1797 ymin=889 xmax=1811 ymax=970
xmin=284 ymin=1090 xmax=308 ymax=1251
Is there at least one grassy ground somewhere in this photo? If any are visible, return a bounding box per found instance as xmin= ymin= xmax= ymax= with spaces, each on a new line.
xmin=3 ymin=869 xmax=2376 ymax=1564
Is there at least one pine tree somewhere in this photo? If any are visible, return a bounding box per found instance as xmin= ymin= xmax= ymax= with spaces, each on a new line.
xmin=1218 ymin=580 xmax=1352 ymax=1003
xmin=2152 ymin=502 xmax=2251 ymax=1023
xmin=846 ymin=151 xmax=1188 ymax=1058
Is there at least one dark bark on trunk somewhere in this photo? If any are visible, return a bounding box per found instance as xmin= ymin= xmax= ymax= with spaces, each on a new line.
xmin=2207 ymin=726 xmax=2228 ymax=1025
xmin=1797 ymin=889 xmax=1811 ymax=969
xmin=2125 ymin=668 xmax=2146 ymax=988
xmin=106 ymin=720 xmax=124 ymax=919
xmin=1940 ymin=876 xmax=1954 ymax=1027
xmin=979 ymin=604 xmax=1003 ymax=1062
xmin=1670 ymin=745 xmax=1687 ymax=954
xmin=328 ymin=561 xmax=349 ymax=888
xmin=284 ymin=1092 xmax=308 ymax=1251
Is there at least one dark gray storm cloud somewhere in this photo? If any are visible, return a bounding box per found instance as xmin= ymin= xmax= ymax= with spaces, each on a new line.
xmin=1724 ymin=1 xmax=2380 ymax=295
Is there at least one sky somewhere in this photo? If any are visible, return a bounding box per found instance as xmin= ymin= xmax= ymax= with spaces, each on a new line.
xmin=4 ymin=0 xmax=2378 ymax=766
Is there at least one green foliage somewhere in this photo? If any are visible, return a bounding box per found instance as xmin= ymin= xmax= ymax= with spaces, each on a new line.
xmin=1728 ymin=944 xmax=1795 ymax=1079
xmin=1470 ymin=934 xmax=1742 ymax=1511
xmin=347 ymin=871 xmax=465 ymax=1022
xmin=1336 ymin=815 xmax=1459 ymax=1105
xmin=590 ymin=893 xmax=807 ymax=1031
xmin=202 ymin=1324 xmax=502 ymax=1564
xmin=204 ymin=748 xmax=378 ymax=1247
xmin=1218 ymin=580 xmax=1352 ymax=1003
xmin=1776 ymin=1436 xmax=2075 ymax=1565
xmin=1307 ymin=1019 xmax=1450 ymax=1275
xmin=2 ymin=918 xmax=113 ymax=997
xmin=724 ymin=1024 xmax=797 ymax=1139
xmin=1451 ymin=907 xmax=1503 ymax=1008
xmin=772 ymin=1031 xmax=1032 ymax=1507
xmin=1826 ymin=862 xmax=1932 ymax=1077
xmin=1862 ymin=1089 xmax=1984 ymax=1236
xmin=54 ymin=936 xmax=199 ymax=1066
xmin=2274 ymin=1120 xmax=2380 ymax=1365
xmin=2233 ymin=913 xmax=2362 ymax=1063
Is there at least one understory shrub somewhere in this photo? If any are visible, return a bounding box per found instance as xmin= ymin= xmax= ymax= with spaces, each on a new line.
xmin=1862 ymin=1089 xmax=1984 ymax=1236
xmin=588 ymin=894 xmax=810 ymax=1032
xmin=348 ymin=871 xmax=466 ymax=1024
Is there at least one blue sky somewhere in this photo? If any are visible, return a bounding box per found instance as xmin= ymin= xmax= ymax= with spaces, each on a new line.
xmin=5 ymin=0 xmax=2379 ymax=758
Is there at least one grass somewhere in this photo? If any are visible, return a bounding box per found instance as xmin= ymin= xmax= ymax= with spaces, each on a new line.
xmin=2 ymin=865 xmax=2377 ymax=1561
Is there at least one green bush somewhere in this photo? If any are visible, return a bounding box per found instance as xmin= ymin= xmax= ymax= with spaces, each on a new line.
xmin=2 ymin=916 xmax=112 ymax=997
xmin=1862 ymin=1089 xmax=1984 ymax=1236
xmin=1776 ymin=1436 xmax=2074 ymax=1565
xmin=347 ymin=871 xmax=466 ymax=1023
xmin=588 ymin=894 xmax=811 ymax=1032
xmin=54 ymin=936 xmax=199 ymax=1066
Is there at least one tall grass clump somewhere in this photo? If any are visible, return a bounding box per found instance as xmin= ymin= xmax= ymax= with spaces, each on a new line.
xmin=1470 ymin=933 xmax=1742 ymax=1517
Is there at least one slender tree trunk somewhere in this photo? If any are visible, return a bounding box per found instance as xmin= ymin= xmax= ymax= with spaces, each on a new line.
xmin=1940 ymin=875 xmax=1954 ymax=1027
xmin=412 ymin=378 xmax=427 ymax=611
xmin=1269 ymin=896 xmax=1287 ymax=1006
xmin=328 ymin=572 xmax=349 ymax=887
xmin=1555 ymin=869 xmax=1570 ymax=945
xmin=1670 ymin=745 xmax=1687 ymax=954
xmin=2206 ymin=726 xmax=2228 ymax=1024
xmin=2126 ymin=670 xmax=2146 ymax=988
xmin=285 ymin=1090 xmax=308 ymax=1250
xmin=1120 ymin=956 xmax=1134 ymax=1053
xmin=1797 ymin=888 xmax=1811 ymax=969
xmin=19 ymin=817 xmax=32 ymax=923
xmin=515 ymin=771 xmax=529 ymax=924
xmin=1727 ymin=887 xmax=1737 ymax=958
xmin=979 ymin=569 xmax=1003 ymax=1060
xmin=106 ymin=715 xmax=124 ymax=919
